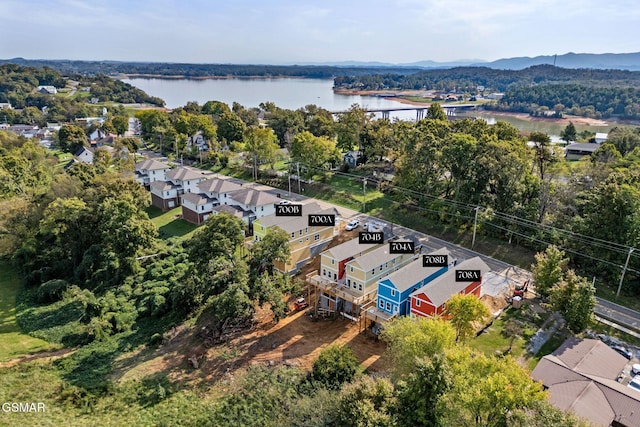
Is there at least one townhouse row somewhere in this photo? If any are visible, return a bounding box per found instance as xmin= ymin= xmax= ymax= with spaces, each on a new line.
xmin=135 ymin=159 xmax=341 ymax=273
xmin=308 ymin=237 xmax=489 ymax=332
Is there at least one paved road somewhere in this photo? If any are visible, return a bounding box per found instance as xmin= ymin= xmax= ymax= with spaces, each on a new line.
xmin=595 ymin=297 xmax=640 ymax=333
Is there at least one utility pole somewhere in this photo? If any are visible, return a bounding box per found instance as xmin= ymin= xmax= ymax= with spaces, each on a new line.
xmin=471 ymin=206 xmax=480 ymax=248
xmin=616 ymin=247 xmax=635 ymax=299
xmin=362 ymin=178 xmax=367 ymax=212
xmin=288 ymin=165 xmax=291 ymax=196
xmin=296 ymin=162 xmax=301 ymax=194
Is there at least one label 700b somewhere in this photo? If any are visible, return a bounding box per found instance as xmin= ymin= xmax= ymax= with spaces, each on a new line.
xmin=276 ymin=204 xmax=302 ymax=216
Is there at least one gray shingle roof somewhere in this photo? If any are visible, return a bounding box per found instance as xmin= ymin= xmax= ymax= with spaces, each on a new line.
xmin=214 ymin=204 xmax=251 ymax=218
xmin=347 ymin=244 xmax=409 ymax=272
xmin=181 ymin=192 xmax=214 ymax=206
xmin=322 ymin=238 xmax=378 ymax=263
xmin=258 ymin=202 xmax=339 ymax=233
xmin=531 ymin=338 xmax=640 ymax=427
xmin=150 ymin=181 xmax=178 ymax=191
xmin=383 ymin=248 xmax=451 ymax=292
xmin=165 ymin=166 xmax=206 ymax=182
xmin=135 ymin=159 xmax=170 ymax=172
xmin=410 ymin=257 xmax=489 ymax=307
xmin=229 ymin=188 xmax=280 ymax=207
xmin=197 ymin=177 xmax=243 ymax=194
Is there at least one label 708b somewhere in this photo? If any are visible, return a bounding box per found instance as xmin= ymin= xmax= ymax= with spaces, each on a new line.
xmin=308 ymin=214 xmax=336 ymax=226
xmin=422 ymin=255 xmax=448 ymax=267
xmin=276 ymin=204 xmax=302 ymax=216
xmin=455 ymin=270 xmax=481 ymax=282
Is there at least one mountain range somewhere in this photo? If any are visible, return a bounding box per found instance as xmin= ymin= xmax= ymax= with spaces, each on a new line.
xmin=303 ymin=52 xmax=640 ymax=71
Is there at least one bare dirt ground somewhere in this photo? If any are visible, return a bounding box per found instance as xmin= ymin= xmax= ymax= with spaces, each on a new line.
xmin=0 ymin=348 xmax=77 ymax=369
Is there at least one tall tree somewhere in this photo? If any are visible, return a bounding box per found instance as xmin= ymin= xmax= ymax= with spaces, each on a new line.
xmin=312 ymin=344 xmax=359 ymax=390
xmin=560 ymin=121 xmax=577 ymax=143
xmin=531 ymin=245 xmax=569 ymax=298
xmin=444 ymin=293 xmax=490 ymax=342
xmin=57 ymin=124 xmax=87 ymax=153
xmin=335 ymin=103 xmax=372 ymax=152
xmin=550 ymin=270 xmax=596 ymax=332
xmin=290 ymin=131 xmax=341 ymax=178
xmin=243 ymin=126 xmax=279 ymax=179
xmin=426 ymin=103 xmax=448 ymax=121
xmin=380 ymin=317 xmax=456 ymax=378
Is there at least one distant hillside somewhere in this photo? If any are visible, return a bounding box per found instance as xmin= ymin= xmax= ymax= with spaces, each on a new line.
xmin=481 ymin=52 xmax=640 ymax=71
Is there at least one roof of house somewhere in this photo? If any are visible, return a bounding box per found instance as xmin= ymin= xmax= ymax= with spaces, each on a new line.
xmin=228 ymin=187 xmax=280 ymax=207
xmin=532 ymin=337 xmax=640 ymax=427
xmin=150 ymin=181 xmax=179 ymax=192
xmin=347 ymin=243 xmax=410 ymax=272
xmin=165 ymin=166 xmax=206 ymax=182
xmin=181 ymin=192 xmax=214 ymax=206
xmin=410 ymin=257 xmax=490 ymax=307
xmin=321 ymin=237 xmax=378 ymax=263
xmin=197 ymin=177 xmax=244 ymax=194
xmin=257 ymin=202 xmax=339 ymax=233
xmin=382 ymin=248 xmax=451 ymax=293
xmin=214 ymin=204 xmax=251 ymax=218
xmin=565 ymin=142 xmax=600 ymax=153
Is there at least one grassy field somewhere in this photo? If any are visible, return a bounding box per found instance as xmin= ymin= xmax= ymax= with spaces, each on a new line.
xmin=146 ymin=206 xmax=198 ymax=241
xmin=0 ymin=261 xmax=57 ymax=362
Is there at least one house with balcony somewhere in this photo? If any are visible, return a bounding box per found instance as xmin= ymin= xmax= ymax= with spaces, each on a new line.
xmin=365 ymin=248 xmax=455 ymax=330
xmin=227 ymin=187 xmax=280 ymax=224
xmin=310 ymin=239 xmax=415 ymax=317
xmin=409 ymin=257 xmax=489 ymax=319
xmin=150 ymin=181 xmax=180 ymax=211
xmin=180 ymin=192 xmax=219 ymax=225
xmin=134 ymin=159 xmax=171 ymax=188
xmin=252 ymin=202 xmax=340 ymax=273
xmin=150 ymin=166 xmax=208 ymax=211
xmin=196 ymin=176 xmax=244 ymax=205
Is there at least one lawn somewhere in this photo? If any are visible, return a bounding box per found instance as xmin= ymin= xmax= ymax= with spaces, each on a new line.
xmin=470 ymin=307 xmax=538 ymax=360
xmin=0 ymin=261 xmax=57 ymax=362
xmin=146 ymin=206 xmax=198 ymax=241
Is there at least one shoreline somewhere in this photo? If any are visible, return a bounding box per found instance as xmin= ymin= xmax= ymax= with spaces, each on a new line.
xmin=113 ymin=74 xmax=319 ymax=81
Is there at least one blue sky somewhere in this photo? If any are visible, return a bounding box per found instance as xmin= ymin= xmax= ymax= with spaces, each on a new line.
xmin=2 ymin=0 xmax=639 ymax=63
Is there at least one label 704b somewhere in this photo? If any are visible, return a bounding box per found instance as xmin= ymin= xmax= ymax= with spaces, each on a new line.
xmin=455 ymin=270 xmax=481 ymax=282
xmin=359 ymin=231 xmax=384 ymax=244
xmin=276 ymin=204 xmax=302 ymax=216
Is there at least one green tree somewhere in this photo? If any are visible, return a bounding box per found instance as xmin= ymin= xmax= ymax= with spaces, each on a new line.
xmin=560 ymin=121 xmax=577 ymax=143
xmin=249 ymin=226 xmax=290 ymax=274
xmin=444 ymin=293 xmax=490 ymax=342
xmin=334 ymin=376 xmax=396 ymax=427
xmin=606 ymin=126 xmax=640 ymax=156
xmin=243 ymin=126 xmax=279 ymax=179
xmin=290 ymin=131 xmax=341 ymax=178
xmin=550 ymin=270 xmax=596 ymax=333
xmin=395 ymin=354 xmax=451 ymax=427
xmin=217 ymin=110 xmax=246 ymax=144
xmin=380 ymin=316 xmax=456 ymax=378
xmin=531 ymin=245 xmax=569 ymax=298
xmin=335 ymin=103 xmax=372 ymax=152
xmin=426 ymin=103 xmax=448 ymax=121
xmin=111 ymin=116 xmax=129 ymax=136
xmin=312 ymin=344 xmax=359 ymax=390
xmin=57 ymin=124 xmax=87 ymax=153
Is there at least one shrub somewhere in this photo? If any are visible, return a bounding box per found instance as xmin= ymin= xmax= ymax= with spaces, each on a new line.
xmin=38 ymin=279 xmax=70 ymax=302
xmin=312 ymin=344 xmax=359 ymax=390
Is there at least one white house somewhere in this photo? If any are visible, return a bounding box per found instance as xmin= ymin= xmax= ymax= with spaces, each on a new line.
xmin=135 ymin=159 xmax=171 ymax=187
xmin=227 ymin=187 xmax=280 ymax=223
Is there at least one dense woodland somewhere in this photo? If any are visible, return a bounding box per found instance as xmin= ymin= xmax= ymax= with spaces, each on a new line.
xmin=0 ymin=58 xmax=422 ymax=78
xmin=0 ymin=64 xmax=164 ymax=125
xmin=335 ymin=65 xmax=640 ymax=119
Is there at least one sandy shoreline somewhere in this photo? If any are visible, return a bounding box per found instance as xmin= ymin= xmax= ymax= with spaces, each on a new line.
xmin=333 ymin=88 xmax=616 ymax=127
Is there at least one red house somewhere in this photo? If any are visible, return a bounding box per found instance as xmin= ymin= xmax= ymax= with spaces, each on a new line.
xmin=409 ymin=257 xmax=489 ymax=319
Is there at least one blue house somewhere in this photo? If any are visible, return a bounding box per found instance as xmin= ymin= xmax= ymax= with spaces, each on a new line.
xmin=375 ymin=248 xmax=455 ymax=317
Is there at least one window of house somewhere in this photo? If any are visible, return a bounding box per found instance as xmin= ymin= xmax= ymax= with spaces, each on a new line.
xmin=379 ymin=265 xmax=383 ymax=272
xmin=416 ymin=299 xmax=421 ymax=307
xmin=261 ymin=206 xmax=264 ymax=211
xmin=393 ymin=305 xmax=398 ymax=314
xmin=385 ymin=301 xmax=390 ymax=311
xmin=359 ymin=283 xmax=362 ymax=291
xmin=371 ymin=269 xmax=375 ymax=275
xmin=379 ymin=299 xmax=384 ymax=308
xmin=306 ymin=237 xmax=309 ymax=241
xmin=331 ymin=259 xmax=335 ymax=265
xmin=299 ymin=230 xmax=303 ymax=236
xmin=392 ymin=259 xmax=395 ymax=264
xmin=391 ymin=289 xmax=396 ymax=297
xmin=314 ymin=234 xmax=320 ymax=241
xmin=304 ymin=227 xmax=308 ymax=233
xmin=350 ymin=266 xmax=354 ymax=273
xmin=347 ymin=279 xmax=351 ymax=286
xmin=299 ymin=239 xmax=303 ymax=244
xmin=291 ymin=232 xmax=295 ymax=238
xmin=322 ymin=269 xmax=326 ymax=276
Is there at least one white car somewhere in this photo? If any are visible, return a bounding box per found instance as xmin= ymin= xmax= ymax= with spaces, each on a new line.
xmin=278 ymin=200 xmax=291 ymax=205
xmin=345 ymin=219 xmax=360 ymax=231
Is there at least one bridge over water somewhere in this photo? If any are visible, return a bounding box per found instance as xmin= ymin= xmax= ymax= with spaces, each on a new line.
xmin=330 ymin=104 xmax=477 ymax=120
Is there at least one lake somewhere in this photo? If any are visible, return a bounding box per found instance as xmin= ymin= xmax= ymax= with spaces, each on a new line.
xmin=122 ymin=77 xmax=615 ymax=136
